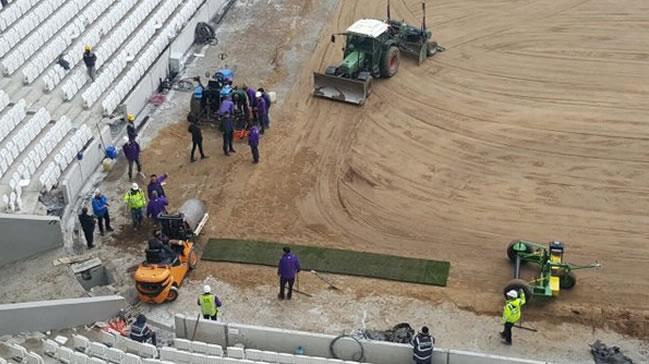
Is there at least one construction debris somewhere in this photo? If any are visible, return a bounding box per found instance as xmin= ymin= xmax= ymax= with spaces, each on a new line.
xmin=590 ymin=340 xmax=634 ymax=364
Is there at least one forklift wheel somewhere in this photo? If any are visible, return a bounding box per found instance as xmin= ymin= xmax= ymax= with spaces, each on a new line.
xmin=188 ymin=250 xmax=199 ymax=270
xmin=559 ymin=271 xmax=576 ymax=289
xmin=504 ymin=279 xmax=531 ymax=302
xmin=167 ymin=286 xmax=179 ymax=302
xmin=506 ymin=240 xmax=531 ymax=263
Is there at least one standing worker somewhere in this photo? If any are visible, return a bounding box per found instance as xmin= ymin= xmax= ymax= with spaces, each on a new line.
xmin=188 ymin=122 xmax=207 ymax=162
xmin=123 ymin=183 xmax=146 ymax=229
xmin=258 ymin=88 xmax=271 ymax=123
xmin=126 ymin=114 xmax=138 ymax=141
xmin=78 ymin=206 xmax=96 ymax=249
xmin=254 ymin=91 xmax=269 ymax=134
xmin=146 ymin=191 xmax=168 ymax=226
xmin=277 ymin=247 xmax=301 ymax=300
xmin=123 ymin=138 xmax=143 ymax=181
xmin=248 ymin=124 xmax=260 ymax=164
xmin=500 ymin=289 xmax=526 ymax=345
xmin=147 ymin=173 xmax=168 ymax=200
xmin=197 ymin=285 xmax=223 ymax=321
xmin=83 ymin=45 xmax=97 ymax=81
xmin=129 ymin=314 xmax=157 ymax=346
xmin=411 ymin=326 xmax=434 ymax=364
xmin=91 ymin=189 xmax=113 ymax=236
xmin=220 ymin=95 xmax=235 ymax=156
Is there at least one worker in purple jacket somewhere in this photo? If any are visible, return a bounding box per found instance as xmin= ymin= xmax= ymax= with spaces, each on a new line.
xmin=243 ymin=85 xmax=257 ymax=108
xmin=248 ymin=125 xmax=260 ymax=163
xmin=147 ymin=173 xmax=168 ymax=200
xmin=123 ymin=138 xmax=142 ymax=181
xmin=146 ymin=191 xmax=168 ymax=225
xmin=254 ymin=91 xmax=268 ymax=134
xmin=277 ymin=247 xmax=301 ymax=300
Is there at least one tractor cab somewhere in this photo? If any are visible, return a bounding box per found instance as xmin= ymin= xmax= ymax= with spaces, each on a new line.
xmin=336 ymin=19 xmax=392 ymax=79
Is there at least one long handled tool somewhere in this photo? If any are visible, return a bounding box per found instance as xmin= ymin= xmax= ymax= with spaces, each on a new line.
xmin=292 ymin=273 xmax=313 ymax=297
xmin=515 ymin=323 xmax=538 ymax=332
xmin=310 ymin=270 xmax=340 ymax=290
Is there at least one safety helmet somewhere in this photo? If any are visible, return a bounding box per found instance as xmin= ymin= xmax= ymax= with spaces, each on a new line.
xmin=127 ymin=113 xmax=135 ymax=122
xmin=506 ymin=290 xmax=518 ymax=299
xmin=131 ymin=183 xmax=139 ymax=190
xmin=84 ymin=45 xmax=92 ymax=52
xmin=220 ymin=85 xmax=232 ymax=97
xmin=255 ymin=91 xmax=262 ymax=98
xmin=203 ymin=285 xmax=211 ymax=293
xmin=94 ymin=189 xmax=101 ymax=195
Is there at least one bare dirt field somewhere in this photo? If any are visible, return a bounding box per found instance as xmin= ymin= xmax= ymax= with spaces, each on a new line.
xmin=5 ymin=0 xmax=646 ymax=362
xmin=141 ymin=0 xmax=649 ymax=337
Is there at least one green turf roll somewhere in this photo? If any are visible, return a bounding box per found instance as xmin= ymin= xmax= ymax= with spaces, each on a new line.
xmin=203 ymin=239 xmax=450 ymax=286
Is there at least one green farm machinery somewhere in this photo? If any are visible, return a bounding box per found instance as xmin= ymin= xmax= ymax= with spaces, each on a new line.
xmin=504 ymin=240 xmax=600 ymax=300
xmin=313 ymin=1 xmax=443 ymax=105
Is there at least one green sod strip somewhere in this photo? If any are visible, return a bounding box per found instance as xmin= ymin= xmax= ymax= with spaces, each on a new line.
xmin=203 ymin=239 xmax=450 ymax=286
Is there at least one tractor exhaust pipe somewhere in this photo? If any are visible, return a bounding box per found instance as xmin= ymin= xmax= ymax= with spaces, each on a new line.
xmin=421 ymin=1 xmax=427 ymax=31
xmin=387 ymin=0 xmax=391 ymax=21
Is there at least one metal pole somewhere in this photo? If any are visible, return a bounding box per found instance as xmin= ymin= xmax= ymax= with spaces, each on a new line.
xmin=514 ymin=255 xmax=521 ymax=279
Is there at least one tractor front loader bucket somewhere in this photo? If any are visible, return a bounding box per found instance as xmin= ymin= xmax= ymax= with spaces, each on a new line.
xmin=312 ymin=72 xmax=371 ymax=105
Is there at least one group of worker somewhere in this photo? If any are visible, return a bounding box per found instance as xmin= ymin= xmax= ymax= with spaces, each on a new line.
xmin=188 ymin=76 xmax=270 ymax=164
xmin=78 ymin=173 xmax=170 ymax=247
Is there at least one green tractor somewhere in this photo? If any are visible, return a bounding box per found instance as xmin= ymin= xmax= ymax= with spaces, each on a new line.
xmin=504 ymin=240 xmax=600 ymax=301
xmin=313 ymin=1 xmax=443 ymax=105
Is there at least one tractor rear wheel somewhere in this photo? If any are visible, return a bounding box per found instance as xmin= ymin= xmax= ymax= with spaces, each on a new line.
xmin=503 ymin=279 xmax=531 ymax=302
xmin=381 ymin=46 xmax=400 ymax=78
xmin=167 ymin=285 xmax=179 ymax=302
xmin=506 ymin=240 xmax=531 ymax=263
xmin=559 ymin=271 xmax=576 ymax=289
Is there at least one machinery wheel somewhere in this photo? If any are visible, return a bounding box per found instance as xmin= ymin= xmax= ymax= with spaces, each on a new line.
xmin=506 ymin=240 xmax=531 ymax=263
xmin=167 ymin=286 xmax=179 ymax=302
xmin=381 ymin=46 xmax=400 ymax=78
xmin=559 ymin=271 xmax=576 ymax=289
xmin=188 ymin=250 xmax=198 ymax=270
xmin=427 ymin=41 xmax=439 ymax=57
xmin=503 ymin=279 xmax=531 ymax=301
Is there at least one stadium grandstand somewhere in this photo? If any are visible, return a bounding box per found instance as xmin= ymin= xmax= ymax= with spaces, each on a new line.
xmin=0 ymin=0 xmax=228 ymax=259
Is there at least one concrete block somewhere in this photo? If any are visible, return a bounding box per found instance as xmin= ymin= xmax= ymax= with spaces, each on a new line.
xmin=0 ymin=296 xmax=126 ymax=335
xmin=0 ymin=213 xmax=63 ymax=267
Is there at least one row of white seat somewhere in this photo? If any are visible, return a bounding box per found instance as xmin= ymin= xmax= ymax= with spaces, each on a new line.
xmin=1 ymin=115 xmax=71 ymax=181
xmin=94 ymin=330 xmax=157 ymax=358
xmin=0 ymin=0 xmax=54 ymax=58
xmin=0 ymin=97 xmax=24 ymax=144
xmin=85 ymin=0 xmax=182 ymax=108
xmin=22 ymin=1 xmax=113 ymax=84
xmin=43 ymin=0 xmax=126 ymax=92
xmin=39 ymin=124 xmax=92 ymax=191
xmin=62 ymin=0 xmax=158 ymax=102
xmin=0 ymin=90 xmax=9 ymax=112
xmin=102 ymin=0 xmax=203 ymax=114
xmin=2 ymin=0 xmax=93 ymax=76
xmin=0 ymin=106 xmax=49 ymax=173
xmin=0 ymin=0 xmax=38 ymax=32
xmin=0 ymin=341 xmax=44 ymax=364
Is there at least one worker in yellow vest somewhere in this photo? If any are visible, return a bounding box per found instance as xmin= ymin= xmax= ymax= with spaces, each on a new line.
xmin=197 ymin=285 xmax=222 ymax=320
xmin=123 ymin=183 xmax=146 ymax=229
xmin=500 ymin=289 xmax=526 ymax=345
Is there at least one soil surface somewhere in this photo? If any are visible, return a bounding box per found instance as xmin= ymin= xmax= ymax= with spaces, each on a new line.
xmin=143 ymin=0 xmax=649 ymax=340
xmin=3 ymin=0 xmax=649 ymax=363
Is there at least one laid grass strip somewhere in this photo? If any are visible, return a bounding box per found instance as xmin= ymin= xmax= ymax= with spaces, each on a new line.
xmin=203 ymin=239 xmax=450 ymax=286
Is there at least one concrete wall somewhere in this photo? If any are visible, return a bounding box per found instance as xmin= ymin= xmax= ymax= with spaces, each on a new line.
xmin=174 ymin=315 xmax=550 ymax=364
xmin=0 ymin=213 xmax=63 ymax=267
xmin=0 ymin=296 xmax=126 ymax=335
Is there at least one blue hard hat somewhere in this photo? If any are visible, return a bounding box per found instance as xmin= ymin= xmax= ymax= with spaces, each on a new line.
xmin=214 ymin=69 xmax=234 ymax=82
xmin=193 ymin=86 xmax=203 ymax=98
xmin=220 ymin=85 xmax=232 ymax=97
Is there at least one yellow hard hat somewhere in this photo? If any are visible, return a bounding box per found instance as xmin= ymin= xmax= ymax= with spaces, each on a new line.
xmin=84 ymin=44 xmax=92 ymax=52
xmin=127 ymin=113 xmax=135 ymax=121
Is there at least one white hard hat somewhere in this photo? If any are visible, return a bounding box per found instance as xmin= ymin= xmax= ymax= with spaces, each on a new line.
xmin=506 ymin=290 xmax=518 ymax=298
xmin=203 ymin=285 xmax=211 ymax=294
xmin=123 ymin=136 xmax=129 ymax=144
xmin=131 ymin=183 xmax=139 ymax=190
xmin=94 ymin=189 xmax=100 ymax=194
xmin=255 ymin=91 xmax=262 ymax=98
